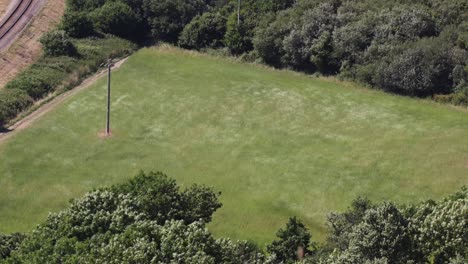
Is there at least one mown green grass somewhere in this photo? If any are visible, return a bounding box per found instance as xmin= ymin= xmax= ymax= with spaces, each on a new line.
xmin=1 ymin=46 xmax=467 ymax=245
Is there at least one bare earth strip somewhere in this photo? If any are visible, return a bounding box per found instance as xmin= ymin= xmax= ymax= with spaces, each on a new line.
xmin=0 ymin=0 xmax=64 ymax=88
xmin=0 ymin=58 xmax=128 ymax=143
xmin=0 ymin=1 xmax=13 ymax=20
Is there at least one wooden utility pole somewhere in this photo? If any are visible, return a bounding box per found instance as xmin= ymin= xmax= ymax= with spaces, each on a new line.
xmin=237 ymin=0 xmax=241 ymax=26
xmin=106 ymin=59 xmax=111 ymax=135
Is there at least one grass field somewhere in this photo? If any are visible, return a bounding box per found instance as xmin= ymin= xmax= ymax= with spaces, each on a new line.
xmin=1 ymin=46 xmax=468 ymax=245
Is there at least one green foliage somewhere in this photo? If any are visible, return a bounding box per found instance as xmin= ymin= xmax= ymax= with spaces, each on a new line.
xmin=67 ymin=0 xmax=106 ymax=12
xmin=0 ymin=233 xmax=25 ymax=259
xmin=144 ymin=0 xmax=211 ymax=42
xmin=110 ymin=171 xmax=222 ymax=224
xmin=223 ymin=11 xmax=252 ymax=54
xmin=1 ymin=172 xmax=258 ymax=263
xmin=56 ymin=0 xmax=468 ymax=103
xmin=267 ymin=217 xmax=314 ymax=263
xmin=340 ymin=203 xmax=415 ymax=263
xmin=2 ymin=47 xmax=468 ymax=247
xmin=179 ymin=12 xmax=227 ymax=50
xmin=410 ymin=187 xmax=468 ymax=263
xmin=253 ymin=11 xmax=292 ymax=67
xmin=326 ymin=188 xmax=468 ymax=263
xmin=40 ymin=30 xmax=76 ymax=57
xmin=373 ymin=44 xmax=455 ymax=96
xmin=90 ymin=1 xmax=138 ymax=38
xmin=250 ymin=0 xmax=468 ymax=99
xmin=60 ymin=11 xmax=94 ymax=38
xmin=224 ymin=0 xmax=294 ymax=55
xmin=0 ymin=35 xmax=135 ymax=127
xmin=0 ymin=164 xmax=466 ymax=262
xmin=327 ymin=197 xmax=374 ymax=251
xmin=0 ymin=90 xmax=32 ymax=128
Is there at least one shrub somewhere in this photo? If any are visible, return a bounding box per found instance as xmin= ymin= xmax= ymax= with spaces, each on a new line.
xmin=90 ymin=1 xmax=138 ymax=39
xmin=60 ymin=11 xmax=94 ymax=38
xmin=179 ymin=12 xmax=227 ymax=50
xmin=0 ymin=89 xmax=33 ymax=128
xmin=5 ymin=66 xmax=65 ymax=99
xmin=40 ymin=30 xmax=76 ymax=57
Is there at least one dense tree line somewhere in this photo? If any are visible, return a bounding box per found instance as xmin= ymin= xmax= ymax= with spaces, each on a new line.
xmin=2 ymin=0 xmax=467 ymax=127
xmin=0 ymin=171 xmax=466 ymax=263
xmin=61 ymin=0 xmax=468 ymax=100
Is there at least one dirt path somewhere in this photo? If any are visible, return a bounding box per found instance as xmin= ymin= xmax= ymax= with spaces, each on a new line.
xmin=0 ymin=58 xmax=129 ymax=144
xmin=0 ymin=0 xmax=64 ymax=88
xmin=0 ymin=1 xmax=13 ymax=20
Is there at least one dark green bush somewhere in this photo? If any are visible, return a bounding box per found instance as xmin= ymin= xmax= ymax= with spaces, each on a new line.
xmin=373 ymin=43 xmax=456 ymax=96
xmin=5 ymin=66 xmax=65 ymax=99
xmin=0 ymin=89 xmax=33 ymax=128
xmin=0 ymin=233 xmax=25 ymax=259
xmin=60 ymin=11 xmax=94 ymax=38
xmin=434 ymin=93 xmax=468 ymax=107
xmin=224 ymin=0 xmax=294 ymax=55
xmin=67 ymin=0 xmax=106 ymax=12
xmin=145 ymin=0 xmax=211 ymax=43
xmin=178 ymin=12 xmax=227 ymax=50
xmin=90 ymin=1 xmax=138 ymax=39
xmin=40 ymin=30 xmax=77 ymax=57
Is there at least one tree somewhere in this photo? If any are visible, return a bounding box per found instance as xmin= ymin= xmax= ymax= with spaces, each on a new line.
xmin=90 ymin=1 xmax=138 ymax=39
xmin=410 ymin=187 xmax=468 ymax=263
xmin=225 ymin=0 xmax=295 ymax=55
xmin=179 ymin=12 xmax=227 ymax=50
xmin=267 ymin=217 xmax=314 ymax=263
xmin=373 ymin=41 xmax=455 ymax=96
xmin=253 ymin=10 xmax=297 ymax=67
xmin=3 ymin=172 xmax=259 ymax=263
xmin=329 ymin=202 xmax=418 ymax=264
xmin=60 ymin=11 xmax=94 ymax=38
xmin=144 ymin=0 xmax=211 ymax=43
xmin=327 ymin=197 xmax=374 ymax=251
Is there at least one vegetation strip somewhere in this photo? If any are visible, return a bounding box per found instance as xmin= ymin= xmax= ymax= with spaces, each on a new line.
xmin=0 ymin=57 xmax=128 ymax=143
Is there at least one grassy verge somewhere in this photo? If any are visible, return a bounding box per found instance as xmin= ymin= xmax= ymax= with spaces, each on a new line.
xmin=0 ymin=36 xmax=136 ymax=127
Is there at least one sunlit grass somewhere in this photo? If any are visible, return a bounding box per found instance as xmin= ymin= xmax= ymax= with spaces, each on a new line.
xmin=1 ymin=46 xmax=467 ymax=245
